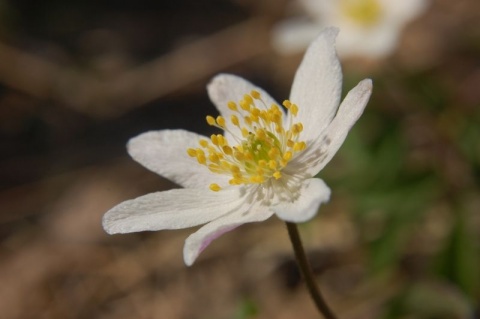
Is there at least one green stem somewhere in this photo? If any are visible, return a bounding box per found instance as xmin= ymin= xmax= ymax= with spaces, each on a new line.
xmin=286 ymin=222 xmax=338 ymax=319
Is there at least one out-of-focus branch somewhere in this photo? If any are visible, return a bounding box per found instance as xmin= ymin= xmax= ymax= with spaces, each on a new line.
xmin=0 ymin=19 xmax=271 ymax=117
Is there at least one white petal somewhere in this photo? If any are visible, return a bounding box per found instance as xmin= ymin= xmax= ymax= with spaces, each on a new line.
xmin=102 ymin=188 xmax=244 ymax=234
xmin=183 ymin=203 xmax=274 ymax=266
xmin=299 ymin=0 xmax=337 ymax=19
xmin=273 ymin=178 xmax=331 ymax=223
xmin=127 ymin=129 xmax=228 ymax=189
xmin=291 ymin=79 xmax=372 ymax=176
xmin=289 ymin=27 xmax=343 ymax=142
xmin=383 ymin=0 xmax=429 ymax=23
xmin=336 ymin=24 xmax=400 ymax=58
xmin=207 ymin=74 xmax=281 ymax=142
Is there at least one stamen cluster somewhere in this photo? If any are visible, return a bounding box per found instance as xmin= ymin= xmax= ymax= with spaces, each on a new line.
xmin=187 ymin=90 xmax=307 ymax=191
xmin=341 ymin=0 xmax=382 ymax=26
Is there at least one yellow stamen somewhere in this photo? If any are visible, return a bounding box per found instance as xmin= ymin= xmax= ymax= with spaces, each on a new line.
xmin=197 ymin=154 xmax=206 ymax=165
xmin=243 ymin=94 xmax=253 ymax=105
xmin=209 ymin=183 xmax=221 ymax=192
xmin=251 ymin=90 xmax=261 ymax=99
xmin=190 ymin=92 xmax=308 ymax=191
xmin=341 ymin=0 xmax=382 ymax=26
xmin=222 ymin=145 xmax=233 ymax=155
xmin=240 ymin=100 xmax=250 ymax=111
xmin=187 ymin=148 xmax=197 ymax=157
xmin=199 ymin=139 xmax=209 ymax=148
xmin=227 ymin=101 xmax=237 ymax=111
xmin=231 ymin=115 xmax=240 ymax=126
xmin=290 ymin=104 xmax=299 ymax=116
xmin=206 ymin=115 xmax=216 ymax=126
xmin=216 ymin=116 xmax=226 ymax=128
xmin=211 ymin=134 xmax=218 ymax=145
xmin=283 ymin=151 xmax=292 ymax=161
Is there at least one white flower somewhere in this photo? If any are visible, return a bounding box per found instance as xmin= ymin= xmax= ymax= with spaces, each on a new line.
xmin=102 ymin=28 xmax=372 ymax=266
xmin=272 ymin=0 xmax=429 ymax=58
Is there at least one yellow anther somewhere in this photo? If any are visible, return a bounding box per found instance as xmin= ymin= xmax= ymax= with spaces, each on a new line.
xmin=222 ymin=145 xmax=233 ymax=155
xmin=211 ymin=134 xmax=218 ymax=145
xmin=209 ymin=183 xmax=221 ymax=192
xmin=251 ymin=108 xmax=261 ymax=117
xmin=199 ymin=139 xmax=209 ymax=148
xmin=292 ymin=124 xmax=302 ymax=135
xmin=240 ymin=100 xmax=250 ymax=111
xmin=220 ymin=160 xmax=231 ymax=170
xmin=256 ymin=128 xmax=266 ymax=140
xmin=259 ymin=111 xmax=267 ymax=121
xmin=268 ymin=160 xmax=277 ymax=169
xmin=287 ymin=139 xmax=294 ymax=148
xmin=283 ymin=100 xmax=292 ymax=108
xmin=290 ymin=104 xmax=299 ymax=116
xmin=206 ymin=115 xmax=216 ymax=126
xmin=230 ymin=177 xmax=244 ymax=185
xmin=216 ymin=116 xmax=226 ymax=128
xmin=251 ymin=90 xmax=261 ymax=99
xmin=241 ymin=128 xmax=249 ymax=137
xmin=250 ymin=175 xmax=264 ymax=183
xmin=272 ymin=114 xmax=282 ymax=124
xmin=234 ymin=151 xmax=244 ymax=161
xmin=231 ymin=115 xmax=240 ymax=126
xmin=258 ymin=160 xmax=267 ymax=168
xmin=217 ymin=135 xmax=226 ymax=146
xmin=187 ymin=148 xmax=197 ymax=157
xmin=293 ymin=142 xmax=306 ymax=152
xmin=227 ymin=101 xmax=237 ymax=111
xmin=268 ymin=148 xmax=279 ymax=158
xmin=244 ymin=116 xmax=252 ymax=126
xmin=230 ymin=165 xmax=240 ymax=173
xmin=283 ymin=151 xmax=293 ymax=161
xmin=244 ymin=151 xmax=253 ymax=161
xmin=271 ymin=104 xmax=281 ymax=112
xmin=209 ymin=153 xmax=220 ymax=163
xmin=243 ymin=94 xmax=253 ymax=104
xmin=273 ymin=171 xmax=282 ymax=180
xmin=197 ymin=154 xmax=207 ymax=165
xmin=208 ymin=164 xmax=222 ymax=173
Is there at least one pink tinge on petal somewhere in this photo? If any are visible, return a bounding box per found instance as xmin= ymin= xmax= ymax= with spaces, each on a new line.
xmin=198 ymin=225 xmax=239 ymax=255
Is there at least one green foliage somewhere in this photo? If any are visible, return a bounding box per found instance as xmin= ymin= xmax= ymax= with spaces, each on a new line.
xmin=434 ymin=203 xmax=480 ymax=299
xmin=233 ymin=298 xmax=259 ymax=319
xmin=324 ymin=70 xmax=480 ymax=317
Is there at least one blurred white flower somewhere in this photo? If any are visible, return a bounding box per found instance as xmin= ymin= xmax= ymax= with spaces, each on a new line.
xmin=102 ymin=28 xmax=372 ymax=266
xmin=273 ymin=0 xmax=429 ymax=58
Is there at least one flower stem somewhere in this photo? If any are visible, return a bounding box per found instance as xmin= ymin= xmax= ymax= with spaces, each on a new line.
xmin=285 ymin=222 xmax=338 ymax=319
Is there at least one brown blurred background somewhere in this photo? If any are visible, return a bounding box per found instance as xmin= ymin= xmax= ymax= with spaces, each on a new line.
xmin=0 ymin=0 xmax=479 ymax=318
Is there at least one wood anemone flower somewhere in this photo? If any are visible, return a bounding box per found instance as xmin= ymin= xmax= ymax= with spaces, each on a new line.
xmin=102 ymin=27 xmax=372 ymax=266
xmin=273 ymin=0 xmax=429 ymax=58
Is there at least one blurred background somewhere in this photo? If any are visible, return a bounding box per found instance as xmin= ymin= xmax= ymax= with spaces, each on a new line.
xmin=0 ymin=0 xmax=479 ymax=318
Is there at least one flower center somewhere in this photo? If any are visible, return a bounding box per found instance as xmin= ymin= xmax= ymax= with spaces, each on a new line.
xmin=187 ymin=90 xmax=307 ymax=192
xmin=340 ymin=0 xmax=382 ymax=26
